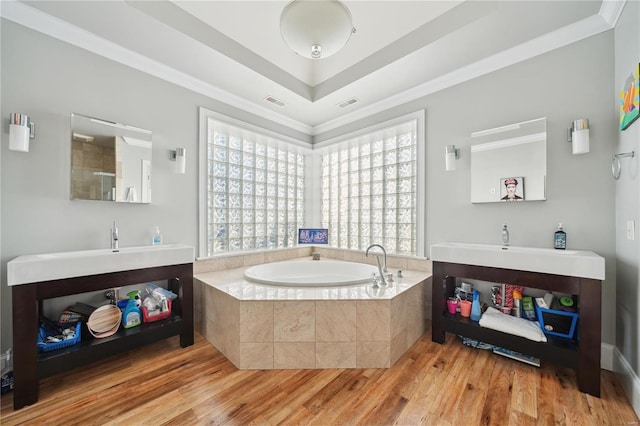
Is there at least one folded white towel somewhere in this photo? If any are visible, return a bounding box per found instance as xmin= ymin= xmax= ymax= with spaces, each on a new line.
xmin=479 ymin=307 xmax=547 ymax=342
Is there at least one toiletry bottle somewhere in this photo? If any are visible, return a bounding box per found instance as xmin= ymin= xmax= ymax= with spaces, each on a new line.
xmin=502 ymin=224 xmax=509 ymax=246
xmin=152 ymin=226 xmax=163 ymax=246
xmin=554 ymin=223 xmax=566 ymax=250
xmin=470 ymin=290 xmax=482 ymax=321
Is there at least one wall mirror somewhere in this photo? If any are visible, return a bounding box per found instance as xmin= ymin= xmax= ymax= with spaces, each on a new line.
xmin=71 ymin=113 xmax=152 ymax=203
xmin=470 ymin=117 xmax=546 ymax=203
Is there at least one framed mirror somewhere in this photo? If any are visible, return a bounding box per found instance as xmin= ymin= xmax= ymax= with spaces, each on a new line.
xmin=71 ymin=113 xmax=152 ymax=203
xmin=470 ymin=117 xmax=546 ymax=203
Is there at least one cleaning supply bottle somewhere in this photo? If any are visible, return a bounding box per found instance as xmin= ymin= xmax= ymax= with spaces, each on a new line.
xmin=470 ymin=290 xmax=482 ymax=321
xmin=152 ymin=226 xmax=163 ymax=246
xmin=122 ymin=292 xmax=142 ymax=328
xmin=554 ymin=223 xmax=566 ymax=250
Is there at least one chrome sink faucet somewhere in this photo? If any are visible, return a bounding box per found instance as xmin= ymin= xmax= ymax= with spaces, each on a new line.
xmin=111 ymin=220 xmax=119 ymax=251
xmin=366 ymin=244 xmax=390 ymax=286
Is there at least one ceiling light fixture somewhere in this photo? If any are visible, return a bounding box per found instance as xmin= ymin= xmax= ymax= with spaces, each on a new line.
xmin=280 ymin=0 xmax=355 ymax=59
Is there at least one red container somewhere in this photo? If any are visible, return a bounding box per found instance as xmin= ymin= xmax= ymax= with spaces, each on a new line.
xmin=142 ymin=299 xmax=172 ymax=323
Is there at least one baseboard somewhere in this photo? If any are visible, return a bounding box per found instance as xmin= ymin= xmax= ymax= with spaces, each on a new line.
xmin=613 ymin=346 xmax=640 ymax=419
xmin=602 ymin=342 xmax=614 ymax=371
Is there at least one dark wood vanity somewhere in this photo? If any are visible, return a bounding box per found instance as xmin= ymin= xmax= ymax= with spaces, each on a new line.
xmin=432 ymin=261 xmax=602 ymax=397
xmin=11 ymin=262 xmax=193 ymax=409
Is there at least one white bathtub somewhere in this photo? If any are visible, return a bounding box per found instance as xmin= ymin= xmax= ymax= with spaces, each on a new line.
xmin=243 ymin=260 xmax=378 ymax=286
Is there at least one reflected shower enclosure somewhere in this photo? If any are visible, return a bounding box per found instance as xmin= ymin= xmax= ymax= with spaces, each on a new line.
xmin=70 ymin=113 xmax=152 ymax=203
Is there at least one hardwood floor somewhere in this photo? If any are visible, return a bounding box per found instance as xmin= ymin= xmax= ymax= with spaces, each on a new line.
xmin=1 ymin=328 xmax=638 ymax=425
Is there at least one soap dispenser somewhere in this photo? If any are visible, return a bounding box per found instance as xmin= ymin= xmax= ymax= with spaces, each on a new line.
xmin=151 ymin=226 xmax=163 ymax=246
xmin=501 ymin=224 xmax=509 ymax=246
xmin=470 ymin=290 xmax=482 ymax=321
xmin=554 ymin=223 xmax=566 ymax=250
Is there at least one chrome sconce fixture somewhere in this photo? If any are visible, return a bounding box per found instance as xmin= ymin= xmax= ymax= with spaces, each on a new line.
xmin=280 ymin=0 xmax=356 ymax=59
xmin=170 ymin=148 xmax=186 ymax=174
xmin=9 ymin=113 xmax=36 ymax=152
xmin=568 ymin=118 xmax=589 ymax=154
xmin=612 ymin=151 xmax=635 ymax=180
xmin=445 ymin=145 xmax=460 ymax=171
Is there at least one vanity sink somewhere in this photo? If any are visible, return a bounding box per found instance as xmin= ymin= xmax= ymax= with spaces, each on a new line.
xmin=7 ymin=244 xmax=194 ymax=285
xmin=430 ymin=242 xmax=604 ymax=279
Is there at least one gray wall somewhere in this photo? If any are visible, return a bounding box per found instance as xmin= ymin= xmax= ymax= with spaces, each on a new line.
xmin=0 ymin=20 xmax=309 ymax=349
xmin=614 ymin=0 xmax=640 ymax=393
xmin=316 ymin=32 xmax=618 ymax=345
xmin=0 ymin=18 xmax=620 ymax=361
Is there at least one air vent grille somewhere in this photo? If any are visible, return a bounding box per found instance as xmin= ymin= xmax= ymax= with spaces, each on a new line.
xmin=265 ymin=96 xmax=286 ymax=107
xmin=337 ymin=97 xmax=359 ymax=108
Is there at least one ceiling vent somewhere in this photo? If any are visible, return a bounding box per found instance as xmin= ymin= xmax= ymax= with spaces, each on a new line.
xmin=337 ymin=97 xmax=359 ymax=108
xmin=264 ymin=96 xmax=286 ymax=107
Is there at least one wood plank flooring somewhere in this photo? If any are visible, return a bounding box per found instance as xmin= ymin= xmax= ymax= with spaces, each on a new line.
xmin=1 ymin=327 xmax=638 ymax=425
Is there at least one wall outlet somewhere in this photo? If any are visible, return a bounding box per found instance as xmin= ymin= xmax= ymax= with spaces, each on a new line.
xmin=627 ymin=220 xmax=635 ymax=241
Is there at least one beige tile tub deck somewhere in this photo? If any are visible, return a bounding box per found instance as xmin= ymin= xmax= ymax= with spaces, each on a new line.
xmin=197 ymin=257 xmax=431 ymax=369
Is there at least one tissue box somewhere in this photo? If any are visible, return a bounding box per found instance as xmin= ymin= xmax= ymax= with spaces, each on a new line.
xmin=535 ymin=305 xmax=578 ymax=339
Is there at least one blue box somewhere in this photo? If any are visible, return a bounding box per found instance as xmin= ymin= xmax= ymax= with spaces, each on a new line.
xmin=535 ymin=305 xmax=578 ymax=339
xmin=37 ymin=322 xmax=82 ymax=353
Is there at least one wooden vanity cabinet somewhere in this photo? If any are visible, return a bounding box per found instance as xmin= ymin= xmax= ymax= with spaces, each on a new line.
xmin=431 ymin=261 xmax=601 ymax=397
xmin=11 ymin=262 xmax=194 ymax=409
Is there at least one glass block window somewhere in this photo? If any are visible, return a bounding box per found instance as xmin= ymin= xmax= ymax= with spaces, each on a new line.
xmin=320 ymin=119 xmax=418 ymax=255
xmin=205 ymin=117 xmax=305 ymax=256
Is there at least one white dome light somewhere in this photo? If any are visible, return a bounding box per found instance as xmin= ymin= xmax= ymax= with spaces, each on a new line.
xmin=280 ymin=0 xmax=355 ymax=59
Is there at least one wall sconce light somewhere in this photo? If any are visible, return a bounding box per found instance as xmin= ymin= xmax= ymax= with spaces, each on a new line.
xmin=9 ymin=113 xmax=35 ymax=152
xmin=568 ymin=118 xmax=589 ymax=155
xmin=170 ymin=148 xmax=186 ymax=174
xmin=445 ymin=144 xmax=459 ymax=171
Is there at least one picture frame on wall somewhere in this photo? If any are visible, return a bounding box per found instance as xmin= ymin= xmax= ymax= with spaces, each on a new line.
xmin=620 ymin=62 xmax=639 ymax=131
xmin=500 ymin=177 xmax=524 ymax=202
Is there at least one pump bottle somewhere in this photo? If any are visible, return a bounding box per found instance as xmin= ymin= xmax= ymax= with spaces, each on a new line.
xmin=152 ymin=226 xmax=163 ymax=246
xmin=554 ymin=223 xmax=566 ymax=250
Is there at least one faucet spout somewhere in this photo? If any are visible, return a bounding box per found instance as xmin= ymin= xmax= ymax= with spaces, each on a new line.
xmin=365 ymin=244 xmax=387 ymax=272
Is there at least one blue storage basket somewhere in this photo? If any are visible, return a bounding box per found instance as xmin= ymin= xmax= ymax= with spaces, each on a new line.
xmin=37 ymin=322 xmax=81 ymax=353
xmin=535 ymin=305 xmax=578 ymax=339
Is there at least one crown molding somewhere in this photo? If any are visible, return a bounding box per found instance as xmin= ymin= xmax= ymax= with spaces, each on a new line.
xmin=312 ymin=2 xmax=624 ymax=136
xmin=1 ymin=0 xmax=625 ymax=139
xmin=0 ymin=0 xmax=313 ymax=136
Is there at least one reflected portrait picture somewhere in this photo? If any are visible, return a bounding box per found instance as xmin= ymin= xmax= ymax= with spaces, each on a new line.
xmin=500 ymin=177 xmax=524 ymax=201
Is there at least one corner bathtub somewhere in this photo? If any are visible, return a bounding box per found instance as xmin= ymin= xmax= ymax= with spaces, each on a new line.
xmin=197 ymin=258 xmax=431 ymax=370
xmin=243 ymin=260 xmax=378 ymax=286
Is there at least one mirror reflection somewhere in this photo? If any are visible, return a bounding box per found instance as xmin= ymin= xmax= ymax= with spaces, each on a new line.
xmin=71 ymin=113 xmax=152 ymax=203
xmin=470 ymin=117 xmax=546 ymax=203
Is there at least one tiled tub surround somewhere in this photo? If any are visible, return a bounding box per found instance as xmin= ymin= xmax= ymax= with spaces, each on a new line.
xmin=196 ymin=257 xmax=431 ymax=369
